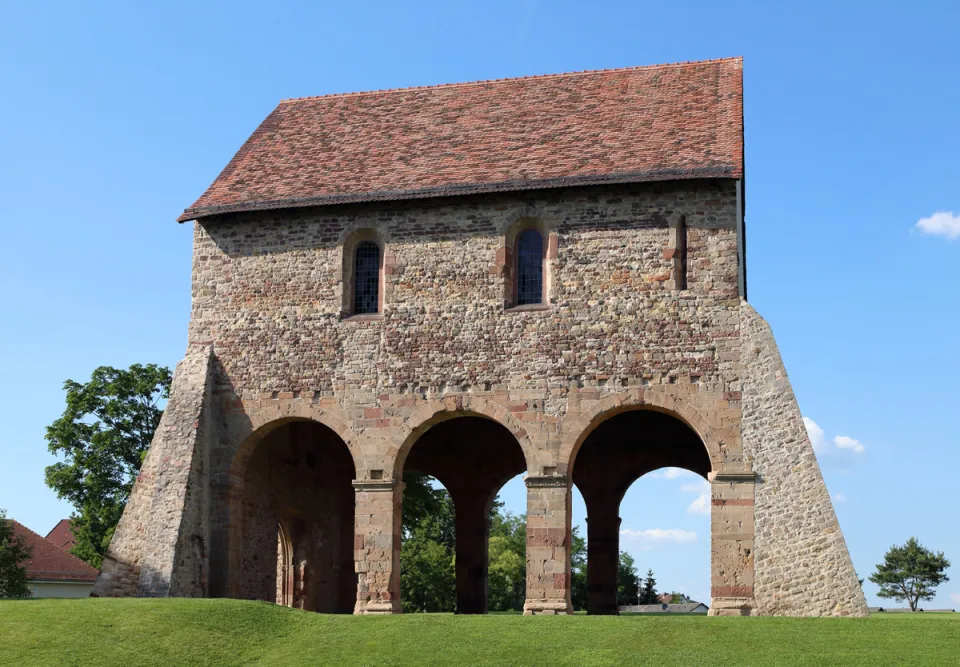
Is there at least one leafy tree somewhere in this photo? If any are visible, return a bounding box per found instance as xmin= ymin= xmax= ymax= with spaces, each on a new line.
xmin=869 ymin=537 xmax=951 ymax=611
xmin=570 ymin=525 xmax=588 ymax=610
xmin=400 ymin=525 xmax=456 ymax=612
xmin=0 ymin=509 xmax=32 ymax=598
xmin=488 ymin=509 xmax=527 ymax=611
xmin=44 ymin=364 xmax=171 ymax=568
xmin=617 ymin=551 xmax=640 ymax=607
xmin=639 ymin=568 xmax=659 ymax=604
xmin=488 ymin=535 xmax=525 ymax=611
xmin=400 ymin=474 xmax=456 ymax=612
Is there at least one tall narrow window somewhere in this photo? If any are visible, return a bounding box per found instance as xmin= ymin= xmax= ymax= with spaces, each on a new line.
xmin=353 ymin=241 xmax=381 ymax=315
xmin=516 ymin=229 xmax=544 ymax=306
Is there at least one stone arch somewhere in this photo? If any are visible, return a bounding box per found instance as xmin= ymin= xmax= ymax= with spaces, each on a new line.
xmin=390 ymin=397 xmax=539 ymax=480
xmin=560 ymin=389 xmax=724 ymax=476
xmin=233 ymin=403 xmax=367 ymax=479
xmin=223 ymin=409 xmax=360 ymax=610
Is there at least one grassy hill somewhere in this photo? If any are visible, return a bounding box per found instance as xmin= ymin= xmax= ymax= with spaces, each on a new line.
xmin=1 ymin=598 xmax=957 ymax=666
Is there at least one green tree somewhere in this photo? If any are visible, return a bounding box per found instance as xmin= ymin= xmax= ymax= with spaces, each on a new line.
xmin=400 ymin=525 xmax=456 ymax=612
xmin=570 ymin=525 xmax=588 ymax=610
xmin=488 ymin=508 xmax=527 ymax=611
xmin=617 ymin=551 xmax=640 ymax=607
xmin=0 ymin=510 xmax=32 ymax=598
xmin=400 ymin=474 xmax=456 ymax=612
xmin=639 ymin=568 xmax=658 ymax=604
xmin=869 ymin=537 xmax=951 ymax=611
xmin=488 ymin=535 xmax=525 ymax=611
xmin=44 ymin=364 xmax=172 ymax=568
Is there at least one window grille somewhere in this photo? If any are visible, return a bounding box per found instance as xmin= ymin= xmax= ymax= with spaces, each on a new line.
xmin=353 ymin=241 xmax=380 ymax=314
xmin=516 ymin=229 xmax=544 ymax=306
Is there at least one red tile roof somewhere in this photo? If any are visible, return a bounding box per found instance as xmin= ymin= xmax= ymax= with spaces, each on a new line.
xmin=178 ymin=58 xmax=743 ymax=222
xmin=45 ymin=519 xmax=76 ymax=551
xmin=12 ymin=521 xmax=99 ymax=583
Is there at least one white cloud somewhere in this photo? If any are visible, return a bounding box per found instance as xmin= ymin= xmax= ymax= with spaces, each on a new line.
xmin=679 ymin=480 xmax=711 ymax=515
xmin=950 ymin=592 xmax=960 ymax=604
xmin=804 ymin=417 xmax=866 ymax=459
xmin=834 ymin=435 xmax=865 ymax=454
xmin=620 ymin=528 xmax=697 ymax=544
xmin=915 ymin=211 xmax=960 ymax=240
xmin=663 ymin=467 xmax=695 ymax=480
xmin=833 ymin=493 xmax=847 ymax=503
xmin=687 ymin=493 xmax=710 ymax=515
xmin=804 ymin=417 xmax=826 ymax=453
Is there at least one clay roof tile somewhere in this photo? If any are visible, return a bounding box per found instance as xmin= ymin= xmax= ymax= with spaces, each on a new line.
xmin=178 ymin=58 xmax=743 ymax=222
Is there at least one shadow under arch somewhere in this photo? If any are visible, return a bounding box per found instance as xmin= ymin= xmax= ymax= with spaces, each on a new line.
xmin=397 ymin=409 xmax=530 ymax=614
xmin=391 ymin=401 xmax=539 ymax=481
xmin=569 ymin=406 xmax=713 ymax=616
xmin=223 ymin=416 xmax=358 ymax=613
xmin=561 ymin=391 xmax=723 ymax=476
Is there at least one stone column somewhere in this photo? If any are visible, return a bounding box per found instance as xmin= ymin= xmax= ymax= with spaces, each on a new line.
xmin=586 ymin=502 xmax=621 ymax=615
xmin=708 ymin=470 xmax=756 ymax=616
xmin=353 ymin=479 xmax=404 ymax=614
xmin=453 ymin=490 xmax=490 ymax=614
xmin=523 ymin=475 xmax=573 ymax=615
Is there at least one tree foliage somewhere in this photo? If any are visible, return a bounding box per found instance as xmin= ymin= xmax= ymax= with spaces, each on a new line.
xmin=0 ymin=510 xmax=32 ymax=598
xmin=400 ymin=474 xmax=456 ymax=612
xmin=488 ymin=509 xmax=527 ymax=611
xmin=570 ymin=526 xmax=588 ymax=610
xmin=639 ymin=568 xmax=659 ymax=604
xmin=44 ymin=364 xmax=171 ymax=568
xmin=617 ymin=551 xmax=640 ymax=607
xmin=400 ymin=474 xmax=529 ymax=612
xmin=869 ymin=537 xmax=950 ymax=611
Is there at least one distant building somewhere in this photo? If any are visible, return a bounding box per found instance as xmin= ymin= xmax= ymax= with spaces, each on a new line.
xmin=11 ymin=521 xmax=98 ymax=598
xmin=622 ymin=602 xmax=709 ymax=614
xmin=45 ymin=519 xmax=76 ymax=551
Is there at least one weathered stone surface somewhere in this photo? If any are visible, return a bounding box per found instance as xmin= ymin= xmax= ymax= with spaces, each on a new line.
xmin=96 ymin=179 xmax=866 ymax=617
xmin=740 ymin=302 xmax=868 ymax=616
xmin=93 ymin=344 xmax=213 ymax=598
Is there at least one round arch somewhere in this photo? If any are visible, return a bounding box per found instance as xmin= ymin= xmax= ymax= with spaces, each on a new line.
xmin=390 ymin=398 xmax=539 ymax=480
xmin=560 ymin=390 xmax=724 ymax=475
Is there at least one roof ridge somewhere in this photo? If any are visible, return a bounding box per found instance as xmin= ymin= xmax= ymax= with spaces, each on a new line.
xmin=279 ymin=57 xmax=742 ymax=104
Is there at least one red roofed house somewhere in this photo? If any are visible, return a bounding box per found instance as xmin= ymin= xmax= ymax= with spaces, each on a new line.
xmin=13 ymin=521 xmax=98 ymax=598
xmin=45 ymin=518 xmax=77 ymax=551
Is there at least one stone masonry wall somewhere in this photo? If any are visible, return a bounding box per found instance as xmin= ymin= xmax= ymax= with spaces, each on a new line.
xmin=740 ymin=302 xmax=868 ymax=616
xmin=94 ymin=344 xmax=213 ymax=598
xmin=190 ymin=181 xmax=741 ymax=418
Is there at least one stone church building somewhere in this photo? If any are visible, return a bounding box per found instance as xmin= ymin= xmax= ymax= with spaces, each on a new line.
xmin=93 ymin=58 xmax=867 ymax=616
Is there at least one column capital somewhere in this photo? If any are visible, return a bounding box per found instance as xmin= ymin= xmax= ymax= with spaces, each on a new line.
xmin=352 ymin=479 xmax=405 ymax=493
xmin=708 ymin=470 xmax=757 ymax=484
xmin=524 ymin=474 xmax=570 ymax=489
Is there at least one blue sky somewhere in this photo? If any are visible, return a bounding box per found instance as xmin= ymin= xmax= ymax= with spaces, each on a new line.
xmin=1 ymin=1 xmax=957 ymax=609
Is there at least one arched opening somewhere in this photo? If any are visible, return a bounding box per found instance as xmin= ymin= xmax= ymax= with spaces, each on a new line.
xmin=400 ymin=415 xmax=528 ymax=613
xmin=570 ymin=409 xmax=711 ymax=615
xmin=230 ymin=419 xmax=357 ymax=612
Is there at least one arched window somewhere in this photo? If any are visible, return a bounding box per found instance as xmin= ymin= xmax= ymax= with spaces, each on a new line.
xmin=515 ymin=229 xmax=544 ymax=306
xmin=353 ymin=241 xmax=381 ymax=315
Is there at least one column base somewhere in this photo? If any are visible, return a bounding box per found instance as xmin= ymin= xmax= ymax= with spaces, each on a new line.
xmin=523 ymin=599 xmax=573 ymax=616
xmin=708 ymin=597 xmax=754 ymax=616
xmin=354 ymin=599 xmax=403 ymax=615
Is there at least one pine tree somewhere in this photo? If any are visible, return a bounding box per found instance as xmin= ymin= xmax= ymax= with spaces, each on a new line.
xmin=639 ymin=568 xmax=658 ymax=604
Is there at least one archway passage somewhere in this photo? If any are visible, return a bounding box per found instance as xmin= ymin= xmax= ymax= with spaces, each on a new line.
xmin=402 ymin=416 xmax=527 ymax=614
xmin=233 ymin=420 xmax=356 ymax=613
xmin=571 ymin=409 xmax=710 ymax=615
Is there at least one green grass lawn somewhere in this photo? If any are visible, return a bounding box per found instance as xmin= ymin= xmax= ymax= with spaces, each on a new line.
xmin=1 ymin=599 xmax=957 ymax=666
